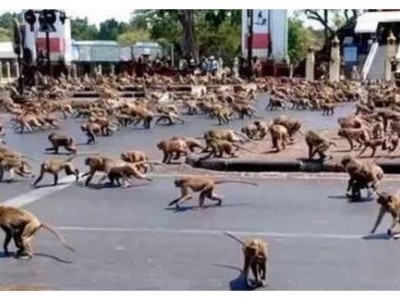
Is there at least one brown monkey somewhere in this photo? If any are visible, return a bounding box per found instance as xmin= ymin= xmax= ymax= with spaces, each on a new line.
xmin=81 ymin=156 xmax=124 ymax=186
xmin=268 ymin=124 xmax=290 ymax=152
xmin=46 ymin=133 xmax=77 ymax=154
xmin=321 ymin=102 xmax=335 ymax=116
xmin=224 ymin=232 xmax=268 ymax=288
xmin=358 ymin=138 xmax=387 ymax=157
xmin=32 ymin=156 xmax=80 ymax=186
xmin=204 ymin=129 xmax=250 ymax=144
xmin=157 ymin=139 xmax=189 ymax=164
xmin=80 ymin=122 xmax=102 ymax=144
xmin=265 ymin=97 xmax=286 ymax=110
xmin=120 ymin=150 xmax=152 ymax=173
xmin=170 ymin=137 xmax=205 ymax=153
xmin=98 ymin=161 xmax=160 ymax=188
xmin=242 ymin=124 xmax=259 ymax=140
xmin=337 ymin=128 xmax=369 ymax=151
xmin=341 ymin=156 xmax=384 ymax=200
xmin=254 ymin=121 xmax=270 ymax=140
xmin=304 ymin=130 xmax=335 ymax=160
xmin=370 ymin=192 xmax=400 ymax=236
xmin=0 ymin=206 xmax=74 ymax=258
xmin=168 ymin=175 xmax=258 ymax=209
xmin=0 ymin=156 xmax=33 ymax=182
xmin=272 ymin=116 xmax=301 ymax=139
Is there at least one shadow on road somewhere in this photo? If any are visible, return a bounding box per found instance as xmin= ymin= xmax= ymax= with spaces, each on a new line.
xmin=34 ymin=253 xmax=74 ymax=264
xmin=212 ymin=263 xmax=251 ymax=291
xmin=362 ymin=233 xmax=392 ymax=241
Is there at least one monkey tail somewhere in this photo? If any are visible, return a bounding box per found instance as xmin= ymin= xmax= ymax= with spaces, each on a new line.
xmin=223 ymin=231 xmax=245 ymax=246
xmin=213 ymin=179 xmax=258 ymax=186
xmin=40 ymin=223 xmax=75 ymax=252
xmin=234 ymin=144 xmax=255 ymax=153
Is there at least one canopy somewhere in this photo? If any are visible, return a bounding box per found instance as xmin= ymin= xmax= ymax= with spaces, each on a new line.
xmin=356 ymin=11 xmax=400 ymax=33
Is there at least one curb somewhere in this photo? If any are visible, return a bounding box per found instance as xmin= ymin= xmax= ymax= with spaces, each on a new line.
xmin=186 ymin=154 xmax=400 ymax=174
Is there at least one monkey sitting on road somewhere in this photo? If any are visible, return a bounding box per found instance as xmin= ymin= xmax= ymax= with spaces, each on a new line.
xmin=32 ymin=156 xmax=80 ymax=187
xmin=370 ymin=192 xmax=400 ymax=237
xmin=0 ymin=205 xmax=75 ymax=259
xmin=224 ymin=232 xmax=268 ymax=288
xmin=168 ymin=175 xmax=258 ymax=209
xmin=46 ymin=133 xmax=77 ymax=154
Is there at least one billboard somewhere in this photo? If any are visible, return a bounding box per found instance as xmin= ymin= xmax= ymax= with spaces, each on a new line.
xmin=242 ymin=10 xmax=270 ymax=50
xmin=241 ymin=10 xmax=288 ymax=61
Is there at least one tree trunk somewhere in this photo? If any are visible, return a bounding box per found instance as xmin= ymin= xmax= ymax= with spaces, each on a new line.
xmin=178 ymin=10 xmax=197 ymax=60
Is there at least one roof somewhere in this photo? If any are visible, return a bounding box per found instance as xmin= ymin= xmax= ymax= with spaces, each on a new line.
xmin=0 ymin=42 xmax=16 ymax=59
xmin=72 ymin=40 xmax=119 ymax=46
xmin=356 ymin=11 xmax=400 ymax=33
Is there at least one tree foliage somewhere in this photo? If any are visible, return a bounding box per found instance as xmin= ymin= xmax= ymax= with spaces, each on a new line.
xmin=288 ymin=17 xmax=314 ymax=66
xmin=70 ymin=17 xmax=99 ymax=40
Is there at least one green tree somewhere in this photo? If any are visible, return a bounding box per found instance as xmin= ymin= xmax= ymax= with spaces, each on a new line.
xmin=70 ymin=17 xmax=98 ymax=40
xmin=98 ymin=18 xmax=128 ymax=40
xmin=0 ymin=27 xmax=11 ymax=41
xmin=117 ymin=28 xmax=150 ymax=45
xmin=288 ymin=18 xmax=314 ymax=66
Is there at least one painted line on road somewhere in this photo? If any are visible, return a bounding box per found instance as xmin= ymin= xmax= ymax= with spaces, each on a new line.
xmin=2 ymin=177 xmax=76 ymax=207
xmin=55 ymin=226 xmax=365 ymax=240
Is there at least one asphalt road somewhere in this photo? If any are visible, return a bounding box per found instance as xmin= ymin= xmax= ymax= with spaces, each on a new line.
xmin=0 ymin=176 xmax=400 ymax=290
xmin=3 ymin=99 xmax=399 ymax=290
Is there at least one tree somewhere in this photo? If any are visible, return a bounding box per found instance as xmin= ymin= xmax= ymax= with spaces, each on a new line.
xmin=178 ymin=10 xmax=197 ymax=59
xmin=288 ymin=18 xmax=314 ymax=66
xmin=0 ymin=27 xmax=11 ymax=41
xmin=117 ymin=28 xmax=150 ymax=45
xmin=98 ymin=18 xmax=128 ymax=40
xmin=70 ymin=17 xmax=98 ymax=40
xmin=300 ymin=9 xmax=360 ymax=42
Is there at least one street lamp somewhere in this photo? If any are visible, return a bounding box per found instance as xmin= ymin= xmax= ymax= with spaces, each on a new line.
xmin=247 ymin=9 xmax=254 ymax=79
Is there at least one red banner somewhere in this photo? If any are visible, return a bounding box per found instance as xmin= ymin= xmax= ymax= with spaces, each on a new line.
xmin=36 ymin=37 xmax=65 ymax=53
xmin=244 ymin=33 xmax=270 ymax=49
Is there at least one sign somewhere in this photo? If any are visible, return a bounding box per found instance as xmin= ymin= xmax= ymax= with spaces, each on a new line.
xmin=344 ymin=46 xmax=358 ymax=63
xmin=242 ymin=9 xmax=270 ymax=49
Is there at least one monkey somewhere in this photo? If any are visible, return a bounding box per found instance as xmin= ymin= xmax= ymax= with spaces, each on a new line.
xmin=223 ymin=232 xmax=267 ymax=288
xmin=214 ymin=107 xmax=233 ymax=125
xmin=46 ymin=133 xmax=77 ymax=154
xmin=370 ymin=192 xmax=400 ymax=237
xmin=80 ymin=122 xmax=102 ymax=144
xmin=155 ymin=111 xmax=185 ymax=126
xmin=97 ymin=161 xmax=155 ymax=188
xmin=321 ymin=102 xmax=336 ymax=116
xmin=341 ymin=156 xmax=384 ymax=200
xmin=120 ymin=150 xmax=152 ymax=173
xmin=358 ymin=138 xmax=387 ymax=157
xmin=200 ymin=136 xmax=254 ymax=161
xmin=157 ymin=139 xmax=189 ymax=164
xmin=170 ymin=137 xmax=205 ymax=154
xmin=268 ymin=124 xmax=290 ymax=152
xmin=0 ymin=205 xmax=75 ymax=258
xmin=32 ymin=156 xmax=80 ymax=187
xmin=337 ymin=128 xmax=369 ymax=151
xmin=0 ymin=156 xmax=33 ymax=182
xmin=241 ymin=124 xmax=259 ymax=140
xmin=168 ymin=175 xmax=258 ymax=209
xmin=203 ymin=129 xmax=250 ymax=144
xmin=253 ymin=120 xmax=270 ymax=140
xmin=81 ymin=156 xmax=126 ymax=187
xmin=304 ymin=130 xmax=336 ymax=161
xmin=265 ymin=97 xmax=286 ymax=110
xmin=273 ymin=116 xmax=301 ymax=139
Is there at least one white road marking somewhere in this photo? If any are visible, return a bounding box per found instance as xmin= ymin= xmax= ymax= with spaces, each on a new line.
xmin=55 ymin=226 xmax=365 ymax=240
xmin=2 ymin=177 xmax=77 ymax=207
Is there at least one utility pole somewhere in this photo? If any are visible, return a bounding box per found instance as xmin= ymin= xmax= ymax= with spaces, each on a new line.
xmin=247 ymin=9 xmax=254 ymax=79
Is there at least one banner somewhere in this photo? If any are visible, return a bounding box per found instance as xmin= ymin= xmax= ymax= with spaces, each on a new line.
xmin=242 ymin=9 xmax=270 ymax=50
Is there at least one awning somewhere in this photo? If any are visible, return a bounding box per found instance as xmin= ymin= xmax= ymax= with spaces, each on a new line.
xmin=355 ymin=20 xmax=378 ymax=34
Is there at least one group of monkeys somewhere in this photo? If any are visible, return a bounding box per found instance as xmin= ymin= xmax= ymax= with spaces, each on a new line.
xmin=2 ymin=77 xmax=400 ymax=289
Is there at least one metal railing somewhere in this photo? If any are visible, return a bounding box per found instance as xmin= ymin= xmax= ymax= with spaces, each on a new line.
xmin=361 ymin=42 xmax=378 ymax=81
